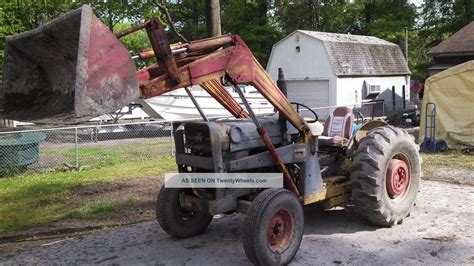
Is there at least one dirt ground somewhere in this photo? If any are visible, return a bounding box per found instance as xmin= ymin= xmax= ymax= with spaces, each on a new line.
xmin=0 ymin=180 xmax=472 ymax=265
xmin=422 ymin=163 xmax=474 ymax=186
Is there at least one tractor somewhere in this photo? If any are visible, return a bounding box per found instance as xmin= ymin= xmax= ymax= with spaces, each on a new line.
xmin=2 ymin=6 xmax=421 ymax=265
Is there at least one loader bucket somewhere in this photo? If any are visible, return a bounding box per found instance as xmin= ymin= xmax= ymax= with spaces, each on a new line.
xmin=1 ymin=5 xmax=139 ymax=124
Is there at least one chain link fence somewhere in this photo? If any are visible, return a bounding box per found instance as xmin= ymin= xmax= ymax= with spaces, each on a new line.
xmin=0 ymin=121 xmax=174 ymax=176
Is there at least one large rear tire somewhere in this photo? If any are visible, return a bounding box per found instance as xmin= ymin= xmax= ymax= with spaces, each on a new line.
xmin=156 ymin=187 xmax=213 ymax=238
xmin=350 ymin=126 xmax=421 ymax=227
xmin=242 ymin=188 xmax=304 ymax=265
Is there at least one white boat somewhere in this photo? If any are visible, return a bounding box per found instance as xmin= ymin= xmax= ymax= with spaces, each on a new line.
xmin=137 ymin=85 xmax=275 ymax=121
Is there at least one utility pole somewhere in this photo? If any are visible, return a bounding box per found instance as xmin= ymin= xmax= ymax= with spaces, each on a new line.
xmin=404 ymin=27 xmax=408 ymax=60
xmin=205 ymin=0 xmax=221 ymax=37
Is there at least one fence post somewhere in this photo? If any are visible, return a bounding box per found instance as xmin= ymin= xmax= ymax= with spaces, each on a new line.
xmin=170 ymin=121 xmax=174 ymax=156
xmin=392 ymin=86 xmax=396 ymax=111
xmin=74 ymin=127 xmax=79 ymax=168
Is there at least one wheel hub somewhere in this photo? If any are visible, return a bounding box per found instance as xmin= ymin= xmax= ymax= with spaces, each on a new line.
xmin=267 ymin=209 xmax=294 ymax=253
xmin=386 ymin=159 xmax=410 ymax=198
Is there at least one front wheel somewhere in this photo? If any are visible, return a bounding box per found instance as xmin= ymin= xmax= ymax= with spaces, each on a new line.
xmin=242 ymin=188 xmax=304 ymax=265
xmin=156 ymin=187 xmax=213 ymax=238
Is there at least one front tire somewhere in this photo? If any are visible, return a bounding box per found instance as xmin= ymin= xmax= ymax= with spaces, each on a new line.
xmin=350 ymin=126 xmax=421 ymax=226
xmin=156 ymin=187 xmax=213 ymax=238
xmin=242 ymin=188 xmax=304 ymax=265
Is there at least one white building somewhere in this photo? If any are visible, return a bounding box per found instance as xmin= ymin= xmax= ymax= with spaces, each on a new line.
xmin=267 ymin=30 xmax=411 ymax=119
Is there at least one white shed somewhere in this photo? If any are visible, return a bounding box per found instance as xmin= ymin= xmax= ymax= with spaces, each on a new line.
xmin=266 ymin=30 xmax=411 ymax=119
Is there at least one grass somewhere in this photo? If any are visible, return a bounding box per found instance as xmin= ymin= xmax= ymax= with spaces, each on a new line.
xmin=422 ymin=150 xmax=474 ymax=172
xmin=63 ymin=201 xmax=120 ymax=219
xmin=0 ymin=157 xmax=176 ymax=234
xmin=39 ymin=138 xmax=172 ymax=168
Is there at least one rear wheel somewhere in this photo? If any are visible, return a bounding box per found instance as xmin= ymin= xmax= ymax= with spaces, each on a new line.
xmin=350 ymin=126 xmax=421 ymax=226
xmin=242 ymin=188 xmax=304 ymax=265
xmin=156 ymin=187 xmax=213 ymax=238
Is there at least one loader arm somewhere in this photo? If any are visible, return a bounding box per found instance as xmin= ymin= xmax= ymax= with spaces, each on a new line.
xmin=125 ymin=20 xmax=310 ymax=137
xmin=118 ymin=18 xmax=307 ymax=196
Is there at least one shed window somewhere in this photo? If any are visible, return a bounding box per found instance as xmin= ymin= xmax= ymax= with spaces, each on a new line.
xmin=369 ymin=85 xmax=381 ymax=94
xmin=364 ymin=82 xmax=381 ymax=100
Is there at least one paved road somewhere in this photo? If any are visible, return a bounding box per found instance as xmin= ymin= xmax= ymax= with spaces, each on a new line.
xmin=1 ymin=181 xmax=473 ymax=265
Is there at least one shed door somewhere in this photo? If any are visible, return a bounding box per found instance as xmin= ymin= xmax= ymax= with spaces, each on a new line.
xmin=286 ymin=80 xmax=330 ymax=120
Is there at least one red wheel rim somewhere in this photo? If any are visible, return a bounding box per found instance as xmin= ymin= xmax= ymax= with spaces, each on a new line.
xmin=386 ymin=159 xmax=410 ymax=198
xmin=266 ymin=209 xmax=294 ymax=253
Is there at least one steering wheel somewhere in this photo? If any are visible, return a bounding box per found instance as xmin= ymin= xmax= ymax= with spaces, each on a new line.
xmin=291 ymin=102 xmax=319 ymax=123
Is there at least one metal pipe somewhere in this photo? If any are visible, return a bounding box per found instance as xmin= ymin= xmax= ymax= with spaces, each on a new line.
xmin=74 ymin=127 xmax=79 ymax=169
xmin=115 ymin=20 xmax=151 ymax=38
xmin=277 ymin=68 xmax=287 ymax=97
xmin=185 ymin=87 xmax=209 ymax=121
xmin=232 ymin=81 xmax=300 ymax=197
xmin=170 ymin=120 xmax=175 ymax=156
xmin=187 ymin=35 xmax=233 ymax=52
xmin=402 ymin=85 xmax=406 ymax=109
xmin=138 ymin=36 xmax=233 ymax=60
xmin=277 ymin=68 xmax=288 ymax=141
xmin=392 ymin=86 xmax=396 ymax=110
xmin=172 ymin=47 xmax=188 ymax=54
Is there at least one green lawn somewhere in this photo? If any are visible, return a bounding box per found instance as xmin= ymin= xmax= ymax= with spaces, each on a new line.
xmin=39 ymin=138 xmax=172 ymax=168
xmin=0 ymin=157 xmax=176 ymax=234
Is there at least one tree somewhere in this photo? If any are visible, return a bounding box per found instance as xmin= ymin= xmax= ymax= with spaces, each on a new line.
xmin=221 ymin=0 xmax=282 ymax=66
xmin=362 ymin=0 xmax=416 ymax=44
xmin=0 ymin=1 xmax=81 ymax=83
xmin=410 ymin=0 xmax=473 ymax=81
xmin=273 ymin=0 xmax=363 ymax=34
xmin=155 ymin=0 xmax=188 ymax=42
xmin=156 ymin=0 xmax=207 ymax=42
xmin=86 ymin=1 xmax=158 ymax=32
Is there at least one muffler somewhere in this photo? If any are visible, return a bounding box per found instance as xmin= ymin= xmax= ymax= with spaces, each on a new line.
xmin=1 ymin=5 xmax=138 ymax=124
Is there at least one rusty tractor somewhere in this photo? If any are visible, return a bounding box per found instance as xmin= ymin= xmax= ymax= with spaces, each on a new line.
xmin=2 ymin=6 xmax=421 ymax=265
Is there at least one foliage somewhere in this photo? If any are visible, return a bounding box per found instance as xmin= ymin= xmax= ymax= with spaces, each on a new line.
xmin=114 ymin=22 xmax=153 ymax=69
xmin=159 ymin=0 xmax=208 ymax=42
xmin=85 ymin=0 xmax=158 ymax=32
xmin=274 ymin=0 xmax=360 ymax=34
xmin=0 ymin=1 xmax=81 ymax=74
xmin=222 ymin=0 xmax=283 ymax=65
xmin=410 ymin=0 xmax=473 ymax=80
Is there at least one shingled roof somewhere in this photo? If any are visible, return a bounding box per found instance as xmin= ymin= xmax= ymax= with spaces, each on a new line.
xmin=428 ymin=21 xmax=474 ymax=56
xmin=298 ymin=30 xmax=410 ymax=76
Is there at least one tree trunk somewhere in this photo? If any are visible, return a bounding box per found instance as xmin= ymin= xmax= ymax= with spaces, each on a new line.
xmin=205 ymin=0 xmax=221 ymax=37
xmin=107 ymin=2 xmax=114 ymax=31
xmin=258 ymin=0 xmax=268 ymax=25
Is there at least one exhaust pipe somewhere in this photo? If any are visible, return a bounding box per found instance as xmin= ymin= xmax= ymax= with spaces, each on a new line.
xmin=2 ymin=5 xmax=139 ymax=124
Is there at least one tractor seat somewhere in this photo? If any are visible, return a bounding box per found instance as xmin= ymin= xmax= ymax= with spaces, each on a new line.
xmin=319 ymin=106 xmax=354 ymax=147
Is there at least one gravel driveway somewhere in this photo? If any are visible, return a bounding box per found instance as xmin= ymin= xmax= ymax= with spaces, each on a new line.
xmin=1 ymin=180 xmax=473 ymax=265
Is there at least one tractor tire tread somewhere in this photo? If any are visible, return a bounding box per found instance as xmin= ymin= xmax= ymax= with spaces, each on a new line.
xmin=350 ymin=125 xmax=421 ymax=227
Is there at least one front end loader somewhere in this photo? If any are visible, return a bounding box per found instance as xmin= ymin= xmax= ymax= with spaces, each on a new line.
xmin=2 ymin=6 xmax=421 ymax=265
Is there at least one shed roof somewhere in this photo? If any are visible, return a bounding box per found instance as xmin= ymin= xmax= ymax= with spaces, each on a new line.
xmin=297 ymin=30 xmax=410 ymax=76
xmin=428 ymin=22 xmax=474 ymax=56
